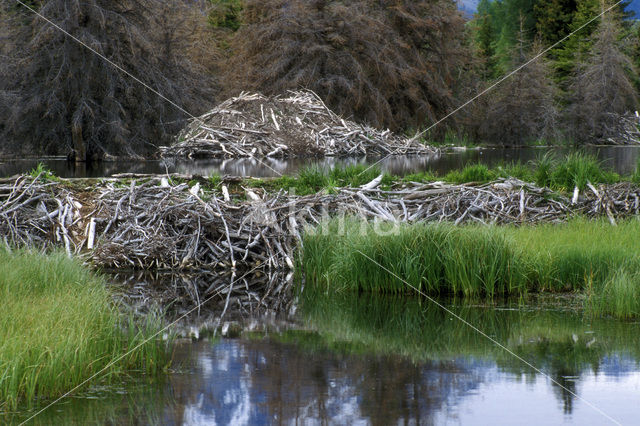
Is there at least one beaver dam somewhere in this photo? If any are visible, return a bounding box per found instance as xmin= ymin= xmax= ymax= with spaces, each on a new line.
xmin=2 ymin=172 xmax=638 ymax=266
xmin=160 ymin=90 xmax=436 ymax=159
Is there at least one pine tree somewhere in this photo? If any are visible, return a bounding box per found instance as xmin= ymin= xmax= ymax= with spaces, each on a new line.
xmin=0 ymin=0 xmax=219 ymax=159
xmin=567 ymin=8 xmax=639 ymax=143
xmin=534 ymin=0 xmax=578 ymax=46
xmin=479 ymin=22 xmax=559 ymax=145
xmin=474 ymin=0 xmax=498 ymax=77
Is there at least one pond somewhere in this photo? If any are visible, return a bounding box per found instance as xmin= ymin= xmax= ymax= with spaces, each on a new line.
xmin=8 ymin=293 xmax=640 ymax=425
xmin=3 ymin=145 xmax=640 ymax=178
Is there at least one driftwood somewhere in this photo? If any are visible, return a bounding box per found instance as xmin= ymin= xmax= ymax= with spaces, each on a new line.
xmin=1 ymin=174 xmax=639 ymax=273
xmin=602 ymin=112 xmax=640 ymax=145
xmin=160 ymin=90 xmax=436 ymax=159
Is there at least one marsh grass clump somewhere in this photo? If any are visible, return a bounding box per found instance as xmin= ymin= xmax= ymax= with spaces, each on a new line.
xmin=632 ymin=157 xmax=640 ymax=184
xmin=302 ymin=218 xmax=640 ymax=317
xmin=28 ymin=163 xmax=56 ymax=182
xmin=587 ymin=268 xmax=640 ymax=319
xmin=444 ymin=164 xmax=496 ymax=184
xmin=494 ymin=162 xmax=533 ymax=182
xmin=503 ymin=218 xmax=640 ymax=292
xmin=0 ymin=250 xmax=168 ymax=411
xmin=302 ymin=220 xmax=527 ymax=297
xmin=532 ymin=152 xmax=556 ymax=188
xmin=268 ymin=165 xmax=392 ymax=195
xmin=550 ymin=152 xmax=619 ymax=190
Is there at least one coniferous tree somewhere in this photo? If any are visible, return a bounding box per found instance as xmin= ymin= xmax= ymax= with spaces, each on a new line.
xmin=567 ymin=9 xmax=639 ymax=143
xmin=0 ymin=0 xmax=219 ymax=160
xmin=474 ymin=0 xmax=497 ymax=77
xmin=479 ymin=22 xmax=559 ymax=146
xmin=534 ymin=0 xmax=578 ymax=46
xmin=225 ymin=0 xmax=468 ymax=131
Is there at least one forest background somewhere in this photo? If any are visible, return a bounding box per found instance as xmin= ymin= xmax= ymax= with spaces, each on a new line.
xmin=0 ymin=0 xmax=638 ymax=160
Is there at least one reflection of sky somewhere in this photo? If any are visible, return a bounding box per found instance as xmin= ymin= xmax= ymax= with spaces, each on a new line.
xmin=176 ymin=340 xmax=640 ymax=426
xmin=438 ymin=369 xmax=640 ymax=425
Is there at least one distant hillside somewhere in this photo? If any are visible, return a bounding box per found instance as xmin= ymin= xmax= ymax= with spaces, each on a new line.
xmin=457 ymin=0 xmax=639 ymax=18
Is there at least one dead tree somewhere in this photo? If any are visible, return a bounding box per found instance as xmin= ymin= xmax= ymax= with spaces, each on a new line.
xmin=0 ymin=0 xmax=219 ymax=160
xmin=224 ymin=0 xmax=468 ymax=132
xmin=567 ymin=10 xmax=639 ymax=144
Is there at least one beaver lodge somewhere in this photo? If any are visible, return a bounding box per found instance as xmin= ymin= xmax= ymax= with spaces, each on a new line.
xmin=160 ymin=90 xmax=437 ymax=159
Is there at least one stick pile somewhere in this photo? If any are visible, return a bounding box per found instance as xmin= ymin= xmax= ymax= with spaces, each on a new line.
xmin=1 ymin=174 xmax=639 ymax=273
xmin=160 ymin=91 xmax=436 ymax=159
xmin=602 ymin=112 xmax=640 ymax=145
xmin=111 ymin=270 xmax=296 ymax=321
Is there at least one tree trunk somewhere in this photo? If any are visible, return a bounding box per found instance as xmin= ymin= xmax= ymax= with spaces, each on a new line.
xmin=72 ymin=122 xmax=86 ymax=162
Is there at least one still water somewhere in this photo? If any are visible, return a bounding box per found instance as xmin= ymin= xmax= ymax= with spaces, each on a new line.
xmin=9 ymin=295 xmax=640 ymax=425
xmin=3 ymin=145 xmax=640 ymax=177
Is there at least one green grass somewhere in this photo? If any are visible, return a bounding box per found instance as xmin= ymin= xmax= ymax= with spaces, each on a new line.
xmin=548 ymin=152 xmax=619 ymax=190
xmin=301 ymin=218 xmax=640 ymax=317
xmin=632 ymin=157 xmax=640 ymax=184
xmin=162 ymin=153 xmax=631 ymax=198
xmin=251 ymin=164 xmax=393 ymax=195
xmin=0 ymin=250 xmax=169 ymax=411
xmin=444 ymin=163 xmax=497 ymax=184
xmin=28 ymin=163 xmax=56 ymax=182
xmin=398 ymin=152 xmax=621 ymax=190
xmin=301 ymin=219 xmax=528 ymax=298
xmin=586 ymin=268 xmax=640 ymax=319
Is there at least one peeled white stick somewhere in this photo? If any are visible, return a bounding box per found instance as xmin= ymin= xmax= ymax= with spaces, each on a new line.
xmin=87 ymin=218 xmax=96 ymax=249
xmin=222 ymin=185 xmax=230 ymax=202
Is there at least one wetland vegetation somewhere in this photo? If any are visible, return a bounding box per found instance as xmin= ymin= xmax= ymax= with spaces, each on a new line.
xmin=0 ymin=250 xmax=169 ymax=412
xmin=301 ymin=218 xmax=640 ymax=318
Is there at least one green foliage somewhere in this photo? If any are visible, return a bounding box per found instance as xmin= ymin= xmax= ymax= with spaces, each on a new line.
xmin=401 ymin=170 xmax=439 ymax=184
xmin=267 ymin=165 xmax=392 ymax=195
xmin=550 ymin=152 xmax=618 ymax=190
xmin=0 ymin=250 xmax=169 ymax=410
xmin=633 ymin=157 xmax=640 ymax=184
xmin=28 ymin=162 xmax=56 ymax=182
xmin=495 ymin=162 xmax=534 ymax=181
xmin=302 ymin=218 xmax=640 ymax=317
xmin=302 ymin=219 xmax=528 ymax=297
xmin=503 ymin=218 xmax=640 ymax=293
xmin=532 ymin=151 xmax=556 ymax=187
xmin=209 ymin=173 xmax=222 ymax=188
xmin=534 ymin=0 xmax=578 ymax=46
xmin=445 ymin=163 xmax=496 ymax=183
xmin=587 ymin=267 xmax=640 ymax=318
xmin=208 ymin=0 xmax=244 ymax=31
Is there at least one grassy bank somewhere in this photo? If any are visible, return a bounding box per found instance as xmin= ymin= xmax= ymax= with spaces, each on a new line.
xmin=0 ymin=250 xmax=169 ymax=411
xmin=301 ymin=218 xmax=640 ymax=318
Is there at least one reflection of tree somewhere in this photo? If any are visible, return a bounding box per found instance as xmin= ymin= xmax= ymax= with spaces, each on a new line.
xmin=302 ymin=292 xmax=640 ymax=418
xmin=238 ymin=338 xmax=484 ymax=425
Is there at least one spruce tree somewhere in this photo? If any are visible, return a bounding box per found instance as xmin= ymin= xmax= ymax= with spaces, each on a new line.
xmin=479 ymin=22 xmax=559 ymax=146
xmin=567 ymin=8 xmax=639 ymax=143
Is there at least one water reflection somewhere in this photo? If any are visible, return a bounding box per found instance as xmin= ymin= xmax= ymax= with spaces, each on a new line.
xmin=9 ymin=295 xmax=640 ymax=425
xmin=3 ymin=145 xmax=640 ymax=178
